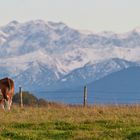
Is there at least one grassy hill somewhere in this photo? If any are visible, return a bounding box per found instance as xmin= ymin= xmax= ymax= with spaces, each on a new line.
xmin=0 ymin=105 xmax=140 ymax=140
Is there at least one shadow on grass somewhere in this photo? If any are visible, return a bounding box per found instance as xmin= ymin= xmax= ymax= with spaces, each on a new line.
xmin=38 ymin=130 xmax=73 ymax=140
xmin=95 ymin=120 xmax=123 ymax=129
xmin=54 ymin=121 xmax=77 ymax=131
xmin=11 ymin=123 xmax=34 ymax=129
xmin=127 ymin=132 xmax=140 ymax=140
xmin=1 ymin=129 xmax=36 ymax=140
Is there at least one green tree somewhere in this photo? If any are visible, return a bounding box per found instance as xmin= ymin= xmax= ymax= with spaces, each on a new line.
xmin=13 ymin=91 xmax=38 ymax=106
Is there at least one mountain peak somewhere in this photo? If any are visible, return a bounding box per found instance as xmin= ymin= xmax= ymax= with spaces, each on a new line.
xmin=133 ymin=27 xmax=140 ymax=33
xmin=47 ymin=21 xmax=66 ymax=30
xmin=7 ymin=20 xmax=19 ymax=26
xmin=1 ymin=20 xmax=20 ymax=34
xmin=99 ymin=31 xmax=117 ymax=37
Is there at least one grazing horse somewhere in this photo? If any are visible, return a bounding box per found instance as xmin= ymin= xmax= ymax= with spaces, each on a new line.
xmin=0 ymin=78 xmax=14 ymax=110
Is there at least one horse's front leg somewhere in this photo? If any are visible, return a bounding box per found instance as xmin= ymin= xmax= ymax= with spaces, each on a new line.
xmin=0 ymin=99 xmax=5 ymax=110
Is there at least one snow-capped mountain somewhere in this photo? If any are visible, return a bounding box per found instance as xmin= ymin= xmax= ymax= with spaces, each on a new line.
xmin=52 ymin=58 xmax=137 ymax=90
xmin=0 ymin=20 xmax=140 ymax=91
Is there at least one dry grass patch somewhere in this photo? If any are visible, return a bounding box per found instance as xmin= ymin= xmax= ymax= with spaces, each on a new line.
xmin=0 ymin=105 xmax=140 ymax=139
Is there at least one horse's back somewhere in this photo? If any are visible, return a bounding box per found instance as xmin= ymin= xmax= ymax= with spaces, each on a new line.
xmin=0 ymin=77 xmax=14 ymax=89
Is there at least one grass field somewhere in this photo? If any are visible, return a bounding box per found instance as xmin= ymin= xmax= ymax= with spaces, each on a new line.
xmin=0 ymin=104 xmax=140 ymax=140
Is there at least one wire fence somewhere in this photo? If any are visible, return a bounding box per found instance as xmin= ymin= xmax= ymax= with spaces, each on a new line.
xmin=24 ymin=88 xmax=140 ymax=105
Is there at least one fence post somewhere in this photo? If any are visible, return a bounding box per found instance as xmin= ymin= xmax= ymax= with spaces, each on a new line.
xmin=83 ymin=86 xmax=87 ymax=107
xmin=19 ymin=86 xmax=23 ymax=108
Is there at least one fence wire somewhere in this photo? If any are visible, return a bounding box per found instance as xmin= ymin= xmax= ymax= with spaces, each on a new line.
xmin=23 ymin=89 xmax=140 ymax=105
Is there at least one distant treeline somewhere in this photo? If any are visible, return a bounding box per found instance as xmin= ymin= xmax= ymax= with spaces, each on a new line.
xmin=13 ymin=91 xmax=49 ymax=107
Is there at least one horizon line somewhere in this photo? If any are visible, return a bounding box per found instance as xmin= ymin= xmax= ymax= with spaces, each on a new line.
xmin=1 ymin=19 xmax=140 ymax=34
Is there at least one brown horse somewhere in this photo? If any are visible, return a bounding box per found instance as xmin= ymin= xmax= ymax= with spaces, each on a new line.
xmin=0 ymin=78 xmax=14 ymax=110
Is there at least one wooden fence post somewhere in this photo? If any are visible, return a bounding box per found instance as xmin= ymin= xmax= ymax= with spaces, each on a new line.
xmin=83 ymin=86 xmax=87 ymax=107
xmin=19 ymin=86 xmax=23 ymax=108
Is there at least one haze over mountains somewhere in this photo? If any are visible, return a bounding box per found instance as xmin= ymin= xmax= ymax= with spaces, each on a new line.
xmin=0 ymin=20 xmax=140 ymax=93
xmin=88 ymin=67 xmax=140 ymax=104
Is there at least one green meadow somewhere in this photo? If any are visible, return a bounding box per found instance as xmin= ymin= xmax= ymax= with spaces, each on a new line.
xmin=0 ymin=105 xmax=140 ymax=140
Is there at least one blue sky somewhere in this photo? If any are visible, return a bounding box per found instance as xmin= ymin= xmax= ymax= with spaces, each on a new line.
xmin=0 ymin=0 xmax=140 ymax=33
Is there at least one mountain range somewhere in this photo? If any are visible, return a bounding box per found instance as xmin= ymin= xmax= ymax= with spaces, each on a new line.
xmin=88 ymin=67 xmax=140 ymax=104
xmin=0 ymin=20 xmax=140 ymax=95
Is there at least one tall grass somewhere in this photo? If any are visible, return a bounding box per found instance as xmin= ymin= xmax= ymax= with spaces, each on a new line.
xmin=0 ymin=104 xmax=140 ymax=139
